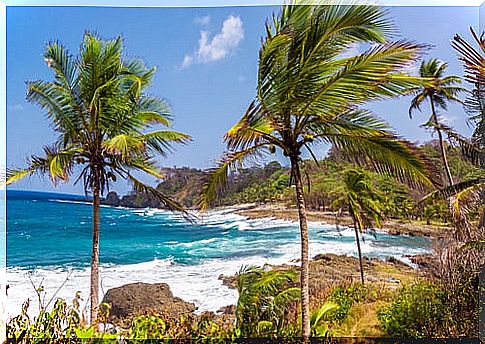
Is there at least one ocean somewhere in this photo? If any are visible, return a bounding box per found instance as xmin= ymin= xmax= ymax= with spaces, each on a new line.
xmin=6 ymin=190 xmax=431 ymax=317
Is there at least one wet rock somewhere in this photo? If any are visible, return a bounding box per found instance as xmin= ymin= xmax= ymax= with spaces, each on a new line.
xmin=408 ymin=254 xmax=439 ymax=277
xmin=386 ymin=256 xmax=409 ymax=268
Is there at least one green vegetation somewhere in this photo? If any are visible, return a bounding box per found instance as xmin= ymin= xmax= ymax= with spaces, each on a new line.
xmin=378 ymin=276 xmax=480 ymax=338
xmin=4 ymin=33 xmax=191 ymax=322
xmin=235 ymin=265 xmax=300 ymax=337
xmin=199 ymin=2 xmax=438 ymax=337
xmin=409 ymin=59 xmax=465 ymax=185
xmin=377 ymin=281 xmax=447 ymax=338
xmin=5 ymin=0 xmax=485 ymax=341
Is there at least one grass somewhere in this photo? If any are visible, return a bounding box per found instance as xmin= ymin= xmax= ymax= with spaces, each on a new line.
xmin=332 ymin=301 xmax=388 ymax=337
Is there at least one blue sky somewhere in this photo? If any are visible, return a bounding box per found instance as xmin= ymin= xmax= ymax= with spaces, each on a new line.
xmin=6 ymin=5 xmax=480 ymax=194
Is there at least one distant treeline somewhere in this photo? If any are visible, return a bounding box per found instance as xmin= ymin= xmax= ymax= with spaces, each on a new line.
xmin=103 ymin=140 xmax=481 ymax=224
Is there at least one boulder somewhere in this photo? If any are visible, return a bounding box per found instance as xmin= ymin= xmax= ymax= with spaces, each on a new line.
xmin=120 ymin=194 xmax=161 ymax=208
xmin=102 ymin=282 xmax=196 ymax=324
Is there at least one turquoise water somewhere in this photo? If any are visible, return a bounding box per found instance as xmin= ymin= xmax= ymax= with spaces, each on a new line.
xmin=6 ymin=190 xmax=431 ymax=315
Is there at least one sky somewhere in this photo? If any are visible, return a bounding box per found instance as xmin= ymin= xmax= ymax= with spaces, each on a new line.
xmin=6 ymin=4 xmax=480 ymax=194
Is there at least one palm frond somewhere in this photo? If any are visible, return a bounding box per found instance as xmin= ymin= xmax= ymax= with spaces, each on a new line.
xmin=225 ymin=101 xmax=283 ymax=151
xmin=199 ymin=144 xmax=267 ymax=211
xmin=128 ymin=174 xmax=194 ymax=222
xmin=142 ymin=130 xmax=192 ymax=156
xmin=104 ymin=134 xmax=145 ymax=159
xmin=421 ymin=178 xmax=485 ymax=202
xmin=27 ymin=81 xmax=83 ymax=138
xmin=4 ymin=168 xmax=36 ymax=187
xmin=44 ymin=41 xmax=78 ymax=90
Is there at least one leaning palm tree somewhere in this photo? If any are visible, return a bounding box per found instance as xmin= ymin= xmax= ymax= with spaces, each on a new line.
xmin=342 ymin=168 xmax=384 ymax=284
xmin=200 ymin=2 xmax=438 ymax=337
xmin=5 ymin=33 xmax=191 ymax=323
xmin=409 ymin=59 xmax=465 ymax=185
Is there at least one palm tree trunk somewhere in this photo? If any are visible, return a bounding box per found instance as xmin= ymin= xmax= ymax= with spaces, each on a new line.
xmin=90 ymin=180 xmax=101 ymax=324
xmin=430 ymin=97 xmax=454 ymax=186
xmin=291 ymin=157 xmax=310 ymax=339
xmin=351 ymin=210 xmax=365 ymax=284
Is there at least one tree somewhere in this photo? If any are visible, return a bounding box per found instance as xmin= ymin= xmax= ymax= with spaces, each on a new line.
xmin=342 ymin=168 xmax=384 ymax=284
xmin=200 ymin=2 xmax=438 ymax=338
xmin=235 ymin=265 xmax=300 ymax=337
xmin=5 ymin=33 xmax=191 ymax=323
xmin=421 ymin=29 xmax=484 ymax=299
xmin=449 ymin=28 xmax=485 ymax=237
xmin=409 ymin=59 xmax=465 ymax=185
xmin=423 ymin=28 xmax=485 ymax=241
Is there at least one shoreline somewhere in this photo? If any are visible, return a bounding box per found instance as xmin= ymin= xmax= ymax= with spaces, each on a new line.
xmin=7 ymin=200 xmax=435 ymax=320
xmin=216 ymin=202 xmax=449 ymax=239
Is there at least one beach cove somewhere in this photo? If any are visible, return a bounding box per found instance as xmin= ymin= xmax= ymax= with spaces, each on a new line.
xmin=6 ymin=190 xmax=431 ymax=318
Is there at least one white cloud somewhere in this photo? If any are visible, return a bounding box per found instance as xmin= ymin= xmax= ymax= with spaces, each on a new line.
xmin=194 ymin=15 xmax=211 ymax=26
xmin=182 ymin=55 xmax=194 ymax=68
xmin=182 ymin=15 xmax=244 ymax=68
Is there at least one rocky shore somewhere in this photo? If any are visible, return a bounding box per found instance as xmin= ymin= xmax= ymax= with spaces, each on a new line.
xmin=102 ymin=253 xmax=435 ymax=328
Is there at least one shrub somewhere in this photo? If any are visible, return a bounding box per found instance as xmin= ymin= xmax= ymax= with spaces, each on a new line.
xmin=235 ymin=265 xmax=300 ymax=337
xmin=7 ymin=297 xmax=82 ymax=342
xmin=377 ymin=280 xmax=448 ymax=338
xmin=327 ymin=283 xmax=380 ymax=323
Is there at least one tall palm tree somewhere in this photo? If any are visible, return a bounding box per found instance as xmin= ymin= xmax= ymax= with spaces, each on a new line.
xmin=409 ymin=59 xmax=464 ymax=185
xmin=422 ymin=29 xmax=485 ymax=241
xmin=200 ymin=2 xmax=439 ymax=337
xmin=342 ymin=168 xmax=384 ymax=284
xmin=5 ymin=33 xmax=191 ymax=323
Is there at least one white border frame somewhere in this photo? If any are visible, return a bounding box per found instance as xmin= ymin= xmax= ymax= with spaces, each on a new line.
xmin=0 ymin=1 xmax=482 ymax=343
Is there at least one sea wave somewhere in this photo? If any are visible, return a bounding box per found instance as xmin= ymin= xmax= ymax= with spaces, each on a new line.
xmin=6 ymin=200 xmax=431 ymax=320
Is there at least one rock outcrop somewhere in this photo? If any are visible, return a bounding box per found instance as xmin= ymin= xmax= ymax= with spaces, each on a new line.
xmin=102 ymin=282 xmax=196 ymax=325
xmin=103 ymin=191 xmax=120 ymax=207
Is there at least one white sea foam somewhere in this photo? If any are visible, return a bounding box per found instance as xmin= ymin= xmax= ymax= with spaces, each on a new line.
xmin=6 ymin=234 xmax=428 ymax=321
xmin=6 ymin=206 xmax=431 ymax=320
xmin=49 ymin=199 xmax=112 ymax=208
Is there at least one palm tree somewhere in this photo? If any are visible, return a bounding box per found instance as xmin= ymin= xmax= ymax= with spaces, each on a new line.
xmin=421 ymin=28 xmax=485 ymax=283
xmin=200 ymin=2 xmax=438 ymax=337
xmin=235 ymin=265 xmax=300 ymax=337
xmin=409 ymin=59 xmax=465 ymax=185
xmin=449 ymin=28 xmax=485 ymax=237
xmin=5 ymin=33 xmax=191 ymax=323
xmin=342 ymin=168 xmax=384 ymax=284
xmin=422 ymin=29 xmax=485 ymax=241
